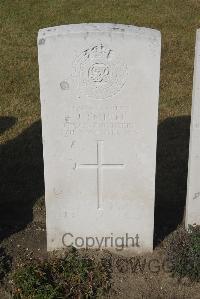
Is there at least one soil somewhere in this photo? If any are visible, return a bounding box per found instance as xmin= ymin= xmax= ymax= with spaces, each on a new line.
xmin=1 ymin=198 xmax=200 ymax=299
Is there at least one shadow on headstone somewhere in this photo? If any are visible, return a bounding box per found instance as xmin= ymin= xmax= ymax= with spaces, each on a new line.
xmin=154 ymin=115 xmax=191 ymax=246
xmin=0 ymin=119 xmax=44 ymax=241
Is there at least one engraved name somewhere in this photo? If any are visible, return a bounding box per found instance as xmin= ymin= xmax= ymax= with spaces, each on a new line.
xmin=64 ymin=105 xmax=134 ymax=136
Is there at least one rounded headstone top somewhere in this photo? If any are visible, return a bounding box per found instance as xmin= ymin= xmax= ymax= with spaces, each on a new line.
xmin=38 ymin=23 xmax=160 ymax=40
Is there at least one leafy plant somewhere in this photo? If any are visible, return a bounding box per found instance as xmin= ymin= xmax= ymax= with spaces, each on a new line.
xmin=166 ymin=225 xmax=200 ymax=281
xmin=12 ymin=248 xmax=111 ymax=298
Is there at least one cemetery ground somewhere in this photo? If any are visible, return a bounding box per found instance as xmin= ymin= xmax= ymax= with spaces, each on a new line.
xmin=0 ymin=0 xmax=200 ymax=298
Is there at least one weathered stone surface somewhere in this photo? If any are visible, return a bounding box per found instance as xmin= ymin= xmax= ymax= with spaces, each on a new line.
xmin=186 ymin=29 xmax=200 ymax=227
xmin=38 ymin=23 xmax=161 ymax=253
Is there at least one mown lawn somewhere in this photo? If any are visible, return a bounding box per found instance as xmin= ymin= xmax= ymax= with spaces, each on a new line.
xmin=1 ymin=0 xmax=200 ymax=137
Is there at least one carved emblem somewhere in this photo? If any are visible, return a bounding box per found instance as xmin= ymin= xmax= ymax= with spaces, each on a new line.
xmin=88 ymin=63 xmax=109 ymax=83
xmin=71 ymin=43 xmax=127 ymax=99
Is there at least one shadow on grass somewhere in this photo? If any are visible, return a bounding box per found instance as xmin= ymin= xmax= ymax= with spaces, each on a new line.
xmin=0 ymin=116 xmax=191 ymax=248
xmin=0 ymin=117 xmax=17 ymax=135
xmin=0 ymin=119 xmax=44 ymax=241
xmin=154 ymin=115 xmax=191 ymax=246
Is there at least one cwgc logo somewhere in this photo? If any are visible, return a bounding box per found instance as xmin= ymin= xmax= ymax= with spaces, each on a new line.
xmin=72 ymin=43 xmax=127 ymax=99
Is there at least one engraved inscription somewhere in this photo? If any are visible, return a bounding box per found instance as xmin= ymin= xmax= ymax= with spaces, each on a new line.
xmin=53 ymin=188 xmax=63 ymax=198
xmin=75 ymin=140 xmax=125 ymax=209
xmin=193 ymin=192 xmax=200 ymax=200
xmin=72 ymin=43 xmax=127 ymax=99
xmin=64 ymin=105 xmax=134 ymax=136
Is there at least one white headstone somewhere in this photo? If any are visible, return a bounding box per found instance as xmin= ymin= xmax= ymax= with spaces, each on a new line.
xmin=38 ymin=23 xmax=161 ymax=253
xmin=186 ymin=29 xmax=200 ymax=227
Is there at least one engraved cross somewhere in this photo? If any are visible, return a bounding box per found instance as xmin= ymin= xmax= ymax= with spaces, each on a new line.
xmin=75 ymin=140 xmax=125 ymax=210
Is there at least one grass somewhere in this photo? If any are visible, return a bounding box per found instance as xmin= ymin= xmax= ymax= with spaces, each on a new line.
xmin=1 ymin=1 xmax=200 ymax=296
xmin=0 ymin=0 xmax=199 ymax=141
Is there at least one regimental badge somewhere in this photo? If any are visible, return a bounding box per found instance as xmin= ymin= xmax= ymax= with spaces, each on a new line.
xmin=61 ymin=43 xmax=127 ymax=100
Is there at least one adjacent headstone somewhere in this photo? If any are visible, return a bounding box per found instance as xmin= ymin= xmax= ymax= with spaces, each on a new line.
xmin=38 ymin=23 xmax=161 ymax=253
xmin=186 ymin=29 xmax=200 ymax=227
